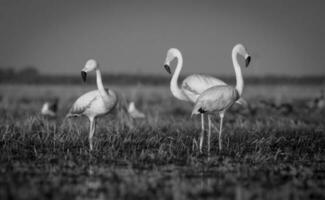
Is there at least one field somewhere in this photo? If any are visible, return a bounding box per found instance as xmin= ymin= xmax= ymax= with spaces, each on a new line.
xmin=0 ymin=83 xmax=324 ymax=200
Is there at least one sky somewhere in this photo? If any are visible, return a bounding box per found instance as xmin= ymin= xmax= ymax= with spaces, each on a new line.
xmin=0 ymin=0 xmax=324 ymax=76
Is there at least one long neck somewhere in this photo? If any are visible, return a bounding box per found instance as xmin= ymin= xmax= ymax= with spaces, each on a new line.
xmin=170 ymin=54 xmax=188 ymax=101
xmin=232 ymin=49 xmax=244 ymax=96
xmin=95 ymin=68 xmax=110 ymax=101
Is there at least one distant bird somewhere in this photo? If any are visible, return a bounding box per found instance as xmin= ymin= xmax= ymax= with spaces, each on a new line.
xmin=258 ymin=99 xmax=293 ymax=115
xmin=268 ymin=101 xmax=294 ymax=115
xmin=128 ymin=101 xmax=146 ymax=119
xmin=191 ymin=44 xmax=251 ymax=152
xmin=307 ymin=90 xmax=325 ymax=110
xmin=66 ymin=59 xmax=118 ymax=151
xmin=41 ymin=98 xmax=59 ymax=117
xmin=276 ymin=103 xmax=294 ymax=115
xmin=163 ymin=48 xmax=247 ymax=153
xmin=317 ymin=94 xmax=325 ymax=109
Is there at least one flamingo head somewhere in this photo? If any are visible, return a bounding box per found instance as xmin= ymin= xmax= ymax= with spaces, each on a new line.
xmin=164 ymin=64 xmax=171 ymax=74
xmin=245 ymin=55 xmax=251 ymax=67
xmin=191 ymin=103 xmax=207 ymax=117
xmin=163 ymin=48 xmax=182 ymax=74
xmin=81 ymin=59 xmax=98 ymax=82
xmin=234 ymin=44 xmax=251 ymax=67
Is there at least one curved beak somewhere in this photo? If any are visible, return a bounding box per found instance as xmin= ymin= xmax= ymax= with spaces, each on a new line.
xmin=81 ymin=71 xmax=87 ymax=82
xmin=164 ymin=64 xmax=171 ymax=74
xmin=245 ymin=55 xmax=251 ymax=67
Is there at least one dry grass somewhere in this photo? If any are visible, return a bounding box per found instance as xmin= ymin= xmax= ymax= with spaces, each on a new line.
xmin=0 ymin=84 xmax=324 ymax=200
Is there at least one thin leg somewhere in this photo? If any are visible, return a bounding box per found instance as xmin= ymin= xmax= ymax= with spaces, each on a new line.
xmin=208 ymin=115 xmax=211 ymax=154
xmin=199 ymin=114 xmax=204 ymax=153
xmin=89 ymin=117 xmax=96 ymax=151
xmin=219 ymin=113 xmax=224 ymax=151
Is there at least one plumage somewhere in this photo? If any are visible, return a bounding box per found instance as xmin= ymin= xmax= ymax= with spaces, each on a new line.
xmin=181 ymin=74 xmax=227 ymax=102
xmin=192 ymin=86 xmax=239 ymax=115
xmin=191 ymin=44 xmax=251 ymax=153
xmin=68 ymin=91 xmax=98 ymax=116
xmin=318 ymin=98 xmax=325 ymax=109
xmin=128 ymin=101 xmax=146 ymax=119
xmin=68 ymin=89 xmax=116 ymax=117
xmin=307 ymin=90 xmax=325 ymax=110
xmin=41 ymin=103 xmax=56 ymax=117
xmin=41 ymin=98 xmax=59 ymax=117
xmin=67 ymin=59 xmax=118 ymax=151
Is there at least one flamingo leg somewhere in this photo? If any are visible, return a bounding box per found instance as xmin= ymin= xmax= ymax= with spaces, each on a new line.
xmin=89 ymin=117 xmax=96 ymax=151
xmin=208 ymin=115 xmax=211 ymax=154
xmin=219 ymin=113 xmax=224 ymax=151
xmin=199 ymin=114 xmax=205 ymax=153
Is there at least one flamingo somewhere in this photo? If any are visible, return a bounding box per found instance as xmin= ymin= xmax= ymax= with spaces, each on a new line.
xmin=163 ymin=48 xmax=247 ymax=153
xmin=66 ymin=59 xmax=118 ymax=151
xmin=41 ymin=98 xmax=59 ymax=117
xmin=191 ymin=44 xmax=251 ymax=152
xmin=307 ymin=90 xmax=325 ymax=110
xmin=128 ymin=101 xmax=146 ymax=119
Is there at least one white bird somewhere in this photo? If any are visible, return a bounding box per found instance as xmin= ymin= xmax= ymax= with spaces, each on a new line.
xmin=307 ymin=90 xmax=325 ymax=110
xmin=317 ymin=93 xmax=325 ymax=109
xmin=66 ymin=59 xmax=118 ymax=151
xmin=41 ymin=98 xmax=59 ymax=117
xmin=128 ymin=101 xmax=146 ymax=119
xmin=191 ymin=44 xmax=251 ymax=153
xmin=163 ymin=48 xmax=247 ymax=153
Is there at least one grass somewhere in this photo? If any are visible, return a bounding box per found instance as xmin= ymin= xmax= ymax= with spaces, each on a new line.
xmin=0 ymin=84 xmax=324 ymax=200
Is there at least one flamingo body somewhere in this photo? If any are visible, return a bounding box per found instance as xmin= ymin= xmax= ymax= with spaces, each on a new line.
xmin=41 ymin=98 xmax=59 ymax=117
xmin=192 ymin=85 xmax=239 ymax=115
xmin=68 ymin=89 xmax=117 ymax=118
xmin=181 ymin=74 xmax=227 ymax=102
xmin=128 ymin=101 xmax=146 ymax=119
xmin=308 ymin=90 xmax=325 ymax=109
xmin=41 ymin=102 xmax=56 ymax=117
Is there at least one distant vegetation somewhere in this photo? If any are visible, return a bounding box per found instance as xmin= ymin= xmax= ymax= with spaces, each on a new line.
xmin=0 ymin=66 xmax=324 ymax=85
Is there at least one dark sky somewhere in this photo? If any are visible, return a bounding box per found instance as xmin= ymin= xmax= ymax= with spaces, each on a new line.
xmin=0 ymin=0 xmax=324 ymax=76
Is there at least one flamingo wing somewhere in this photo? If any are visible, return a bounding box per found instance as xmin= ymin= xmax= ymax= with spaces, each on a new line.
xmin=67 ymin=90 xmax=99 ymax=116
xmin=181 ymin=74 xmax=227 ymax=102
xmin=67 ymin=88 xmax=116 ymax=117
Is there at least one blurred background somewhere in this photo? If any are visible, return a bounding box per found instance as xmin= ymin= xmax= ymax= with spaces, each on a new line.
xmin=0 ymin=0 xmax=324 ymax=110
xmin=0 ymin=0 xmax=324 ymax=85
xmin=1 ymin=2 xmax=325 ymax=199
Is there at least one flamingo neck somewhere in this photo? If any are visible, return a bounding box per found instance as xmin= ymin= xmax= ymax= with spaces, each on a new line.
xmin=129 ymin=102 xmax=135 ymax=111
xmin=170 ymin=53 xmax=188 ymax=101
xmin=95 ymin=68 xmax=109 ymax=101
xmin=232 ymin=49 xmax=244 ymax=96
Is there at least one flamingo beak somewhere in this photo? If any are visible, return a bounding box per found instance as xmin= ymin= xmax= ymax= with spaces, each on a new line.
xmin=164 ymin=64 xmax=171 ymax=74
xmin=81 ymin=71 xmax=87 ymax=82
xmin=245 ymin=56 xmax=251 ymax=67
